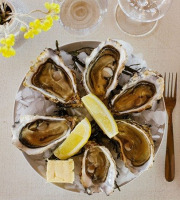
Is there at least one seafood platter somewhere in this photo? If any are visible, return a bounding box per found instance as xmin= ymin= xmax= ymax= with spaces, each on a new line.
xmin=12 ymin=39 xmax=166 ymax=195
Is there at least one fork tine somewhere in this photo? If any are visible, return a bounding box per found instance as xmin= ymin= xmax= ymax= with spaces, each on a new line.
xmin=167 ymin=73 xmax=170 ymax=97
xmin=171 ymin=73 xmax=173 ymax=98
xmin=164 ymin=73 xmax=166 ymax=97
xmin=174 ymin=73 xmax=177 ymax=99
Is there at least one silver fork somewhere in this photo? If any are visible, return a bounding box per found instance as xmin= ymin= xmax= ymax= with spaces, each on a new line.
xmin=164 ymin=73 xmax=177 ymax=182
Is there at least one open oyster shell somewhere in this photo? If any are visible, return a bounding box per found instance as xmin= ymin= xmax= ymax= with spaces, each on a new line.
xmin=12 ymin=115 xmax=77 ymax=155
xmin=83 ymin=39 xmax=127 ymax=101
xmin=24 ymin=48 xmax=81 ymax=107
xmin=80 ymin=142 xmax=117 ymax=195
xmin=110 ymin=70 xmax=164 ymax=115
xmin=114 ymin=119 xmax=154 ymax=174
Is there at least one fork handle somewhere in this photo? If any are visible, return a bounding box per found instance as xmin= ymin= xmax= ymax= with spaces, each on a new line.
xmin=165 ymin=111 xmax=175 ymax=182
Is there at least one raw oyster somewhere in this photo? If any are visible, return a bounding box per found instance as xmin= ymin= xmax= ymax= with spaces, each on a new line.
xmin=83 ymin=39 xmax=127 ymax=100
xmin=12 ymin=115 xmax=77 ymax=155
xmin=114 ymin=119 xmax=154 ymax=173
xmin=24 ymin=48 xmax=81 ymax=107
xmin=81 ymin=142 xmax=117 ymax=195
xmin=110 ymin=70 xmax=164 ymax=115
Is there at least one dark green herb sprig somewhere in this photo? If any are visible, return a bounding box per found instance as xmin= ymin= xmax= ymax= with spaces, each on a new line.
xmin=90 ymin=121 xmax=121 ymax=159
xmin=69 ymin=47 xmax=94 ymax=57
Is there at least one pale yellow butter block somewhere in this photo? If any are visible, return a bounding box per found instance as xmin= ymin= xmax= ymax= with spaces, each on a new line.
xmin=46 ymin=159 xmax=74 ymax=183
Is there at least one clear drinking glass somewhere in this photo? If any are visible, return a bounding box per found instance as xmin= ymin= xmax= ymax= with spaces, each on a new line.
xmin=0 ymin=0 xmax=27 ymax=38
xmin=115 ymin=0 xmax=173 ymax=36
xmin=58 ymin=0 xmax=108 ymax=35
xmin=0 ymin=0 xmax=27 ymax=47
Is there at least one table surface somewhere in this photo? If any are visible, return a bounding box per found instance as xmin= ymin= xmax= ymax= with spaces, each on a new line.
xmin=1 ymin=0 xmax=180 ymax=199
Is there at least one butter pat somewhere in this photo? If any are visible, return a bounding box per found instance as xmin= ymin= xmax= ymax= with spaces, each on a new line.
xmin=46 ymin=159 xmax=74 ymax=183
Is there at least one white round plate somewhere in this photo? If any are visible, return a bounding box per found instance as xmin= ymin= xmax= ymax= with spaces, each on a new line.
xmin=13 ymin=40 xmax=167 ymax=193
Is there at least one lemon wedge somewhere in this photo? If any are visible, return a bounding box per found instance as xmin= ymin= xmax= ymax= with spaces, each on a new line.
xmin=82 ymin=93 xmax=118 ymax=138
xmin=54 ymin=118 xmax=91 ymax=160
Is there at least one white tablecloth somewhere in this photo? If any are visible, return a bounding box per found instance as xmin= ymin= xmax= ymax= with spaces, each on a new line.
xmin=0 ymin=0 xmax=180 ymax=199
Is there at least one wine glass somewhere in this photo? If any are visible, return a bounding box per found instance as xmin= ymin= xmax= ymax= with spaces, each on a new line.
xmin=58 ymin=0 xmax=108 ymax=35
xmin=115 ymin=0 xmax=173 ymax=36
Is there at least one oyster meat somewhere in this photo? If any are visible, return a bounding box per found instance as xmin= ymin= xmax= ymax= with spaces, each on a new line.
xmin=12 ymin=115 xmax=77 ymax=155
xmin=24 ymin=48 xmax=81 ymax=106
xmin=110 ymin=70 xmax=164 ymax=114
xmin=114 ymin=119 xmax=154 ymax=173
xmin=81 ymin=142 xmax=117 ymax=195
xmin=83 ymin=39 xmax=127 ymax=100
